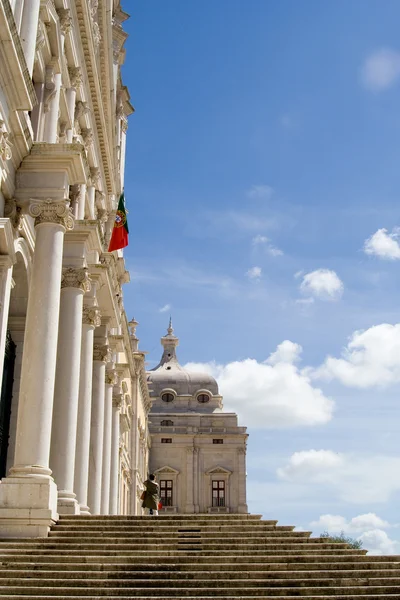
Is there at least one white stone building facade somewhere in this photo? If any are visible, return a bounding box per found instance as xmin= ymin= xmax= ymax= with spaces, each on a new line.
xmin=148 ymin=322 xmax=248 ymax=514
xmin=0 ymin=0 xmax=152 ymax=538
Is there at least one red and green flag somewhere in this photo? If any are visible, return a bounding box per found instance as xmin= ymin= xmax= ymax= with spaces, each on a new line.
xmin=108 ymin=192 xmax=129 ymax=252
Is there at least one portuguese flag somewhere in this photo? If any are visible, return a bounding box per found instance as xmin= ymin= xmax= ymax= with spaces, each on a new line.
xmin=108 ymin=192 xmax=129 ymax=252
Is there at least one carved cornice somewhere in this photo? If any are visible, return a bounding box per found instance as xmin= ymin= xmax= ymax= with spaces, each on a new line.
xmin=68 ymin=66 xmax=83 ymax=89
xmin=82 ymin=305 xmax=101 ymax=327
xmin=93 ymin=343 xmax=111 ymax=363
xmin=57 ymin=8 xmax=72 ymax=35
xmin=29 ymin=199 xmax=74 ymax=230
xmin=61 ymin=267 xmax=91 ymax=292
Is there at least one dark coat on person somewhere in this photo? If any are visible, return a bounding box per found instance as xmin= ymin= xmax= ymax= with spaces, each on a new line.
xmin=142 ymin=479 xmax=159 ymax=510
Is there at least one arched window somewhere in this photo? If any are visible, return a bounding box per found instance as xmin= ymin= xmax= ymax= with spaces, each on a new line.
xmin=161 ymin=419 xmax=174 ymax=427
xmin=197 ymin=393 xmax=210 ymax=403
xmin=161 ymin=392 xmax=174 ymax=403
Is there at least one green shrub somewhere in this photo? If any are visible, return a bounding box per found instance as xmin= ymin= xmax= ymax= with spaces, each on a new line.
xmin=320 ymin=530 xmax=363 ymax=549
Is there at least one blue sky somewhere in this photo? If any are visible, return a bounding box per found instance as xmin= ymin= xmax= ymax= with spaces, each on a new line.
xmin=121 ymin=1 xmax=400 ymax=553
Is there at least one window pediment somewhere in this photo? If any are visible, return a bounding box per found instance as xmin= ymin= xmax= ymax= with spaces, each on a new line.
xmin=154 ymin=465 xmax=179 ymax=475
xmin=206 ymin=466 xmax=232 ymax=476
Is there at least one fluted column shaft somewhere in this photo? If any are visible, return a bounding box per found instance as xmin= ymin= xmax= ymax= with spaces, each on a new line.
xmin=50 ymin=268 xmax=91 ymax=514
xmin=74 ymin=307 xmax=101 ymax=514
xmin=109 ymin=395 xmax=121 ymax=515
xmin=87 ymin=344 xmax=110 ymax=514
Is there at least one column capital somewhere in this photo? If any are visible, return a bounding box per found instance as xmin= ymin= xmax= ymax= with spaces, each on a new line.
xmin=82 ymin=305 xmax=101 ymax=327
xmin=93 ymin=344 xmax=111 ymax=363
xmin=105 ymin=369 xmax=118 ymax=386
xmin=112 ymin=394 xmax=123 ymax=409
xmin=57 ymin=8 xmax=73 ymax=35
xmin=61 ymin=267 xmax=91 ymax=292
xmin=68 ymin=67 xmax=82 ymax=89
xmin=29 ymin=199 xmax=74 ymax=230
xmin=186 ymin=446 xmax=195 ymax=455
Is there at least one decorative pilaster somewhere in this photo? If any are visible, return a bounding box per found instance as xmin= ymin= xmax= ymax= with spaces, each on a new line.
xmin=185 ymin=447 xmax=195 ymax=513
xmin=101 ymin=370 xmax=118 ymax=514
xmin=74 ymin=306 xmax=101 ymax=514
xmin=0 ymin=198 xmax=74 ymax=537
xmin=193 ymin=447 xmax=200 ymax=513
xmin=109 ymin=394 xmax=122 ymax=515
xmin=88 ymin=343 xmax=111 ymax=514
xmin=237 ymin=446 xmax=248 ymax=514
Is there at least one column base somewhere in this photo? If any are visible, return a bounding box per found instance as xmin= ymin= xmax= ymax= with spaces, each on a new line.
xmin=238 ymin=503 xmax=248 ymax=514
xmin=0 ymin=475 xmax=58 ymax=537
xmin=79 ymin=504 xmax=90 ymax=515
xmin=57 ymin=491 xmax=81 ymax=515
xmin=185 ymin=504 xmax=195 ymax=513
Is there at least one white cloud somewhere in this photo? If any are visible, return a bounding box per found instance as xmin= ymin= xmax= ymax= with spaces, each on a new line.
xmin=295 ymin=297 xmax=315 ymax=306
xmin=252 ymin=235 xmax=283 ymax=256
xmin=364 ymin=228 xmax=400 ymax=260
xmin=300 ymin=269 xmax=344 ymax=301
xmin=159 ymin=304 xmax=171 ymax=313
xmin=294 ymin=270 xmax=304 ymax=280
xmin=252 ymin=235 xmax=269 ymax=245
xmin=361 ymin=48 xmax=400 ymax=91
xmin=358 ymin=529 xmax=400 ymax=555
xmin=277 ymin=450 xmax=400 ymax=503
xmin=184 ymin=341 xmax=334 ymax=429
xmin=246 ymin=185 xmax=274 ymax=200
xmin=310 ymin=513 xmax=390 ymax=533
xmin=246 ymin=266 xmax=262 ymax=280
xmin=313 ymin=323 xmax=400 ymax=388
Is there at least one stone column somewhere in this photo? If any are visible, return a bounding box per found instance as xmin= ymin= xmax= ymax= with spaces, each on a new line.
xmin=100 ymin=369 xmax=116 ymax=515
xmin=0 ymin=199 xmax=73 ymax=537
xmin=185 ymin=447 xmax=195 ymax=513
xmin=74 ymin=306 xmax=101 ymax=514
xmin=50 ymin=268 xmax=91 ymax=514
xmin=0 ymin=255 xmax=14 ymax=394
xmin=109 ymin=394 xmax=122 ymax=515
xmin=77 ymin=184 xmax=86 ymax=220
xmin=87 ymin=344 xmax=110 ymax=514
xmin=193 ymin=447 xmax=200 ymax=513
xmin=237 ymin=446 xmax=248 ymax=514
xmin=20 ymin=0 xmax=41 ymax=77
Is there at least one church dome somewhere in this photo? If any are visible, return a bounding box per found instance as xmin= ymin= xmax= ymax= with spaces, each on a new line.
xmin=147 ymin=320 xmax=219 ymax=398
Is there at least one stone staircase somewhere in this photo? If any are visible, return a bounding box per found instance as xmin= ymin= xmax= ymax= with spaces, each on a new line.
xmin=0 ymin=514 xmax=399 ymax=598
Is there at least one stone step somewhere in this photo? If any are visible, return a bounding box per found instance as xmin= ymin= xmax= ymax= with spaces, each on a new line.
xmin=28 ymin=536 xmax=319 ymax=545
xmin=0 ymin=548 xmax=366 ymax=557
xmin=1 ymin=584 xmax=400 ymax=596
xmin=47 ymin=525 xmax=298 ymax=533
xmin=2 ymin=596 xmax=400 ymax=600
xmin=58 ymin=515 xmax=264 ymax=520
xmin=45 ymin=531 xmax=313 ymax=539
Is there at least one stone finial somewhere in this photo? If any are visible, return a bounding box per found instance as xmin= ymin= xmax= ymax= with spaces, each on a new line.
xmin=167 ymin=316 xmax=173 ymax=335
xmin=29 ymin=198 xmax=74 ymax=230
xmin=82 ymin=305 xmax=101 ymax=327
xmin=129 ymin=318 xmax=139 ymax=351
xmin=93 ymin=344 xmax=112 ymax=363
xmin=61 ymin=267 xmax=91 ymax=292
xmin=68 ymin=66 xmax=83 ymax=89
xmin=57 ymin=8 xmax=72 ymax=35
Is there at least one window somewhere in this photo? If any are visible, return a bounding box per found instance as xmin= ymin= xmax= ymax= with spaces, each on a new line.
xmin=212 ymin=480 xmax=225 ymax=507
xmin=161 ymin=438 xmax=172 ymax=444
xmin=197 ymin=393 xmax=210 ymax=403
xmin=161 ymin=392 xmax=174 ymax=403
xmin=161 ymin=420 xmax=174 ymax=427
xmin=213 ymin=439 xmax=223 ymax=444
xmin=160 ymin=480 xmax=173 ymax=507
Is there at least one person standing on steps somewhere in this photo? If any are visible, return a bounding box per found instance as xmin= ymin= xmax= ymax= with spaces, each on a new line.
xmin=141 ymin=473 xmax=160 ymax=516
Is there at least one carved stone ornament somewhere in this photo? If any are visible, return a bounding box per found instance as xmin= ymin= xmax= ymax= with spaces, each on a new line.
xmin=92 ymin=21 xmax=101 ymax=49
xmin=29 ymin=199 xmax=74 ymax=230
xmin=4 ymin=198 xmax=21 ymax=229
xmin=68 ymin=66 xmax=83 ymax=89
xmin=81 ymin=128 xmax=94 ymax=149
xmin=105 ymin=370 xmax=118 ymax=386
xmin=89 ymin=166 xmax=101 ymax=187
xmin=93 ymin=344 xmax=111 ymax=363
xmin=90 ymin=0 xmax=99 ymax=18
xmin=57 ymin=8 xmax=72 ymax=35
xmin=82 ymin=305 xmax=101 ymax=327
xmin=0 ymin=121 xmax=12 ymax=161
xmin=74 ymin=100 xmax=90 ymax=123
xmin=58 ymin=121 xmax=67 ymax=142
xmin=36 ymin=22 xmax=46 ymax=51
xmin=95 ymin=190 xmax=105 ymax=208
xmin=186 ymin=447 xmax=195 ymax=454
xmin=44 ymin=65 xmax=56 ymax=113
xmin=112 ymin=394 xmax=123 ymax=409
xmin=97 ymin=208 xmax=108 ymax=224
xmin=61 ymin=267 xmax=91 ymax=292
xmin=121 ymin=118 xmax=128 ymax=133
xmin=237 ymin=447 xmax=246 ymax=455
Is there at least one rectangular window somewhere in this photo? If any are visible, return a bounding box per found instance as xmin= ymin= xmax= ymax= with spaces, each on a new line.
xmin=213 ymin=439 xmax=223 ymax=444
xmin=212 ymin=480 xmax=225 ymax=507
xmin=161 ymin=438 xmax=172 ymax=444
xmin=160 ymin=480 xmax=173 ymax=507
